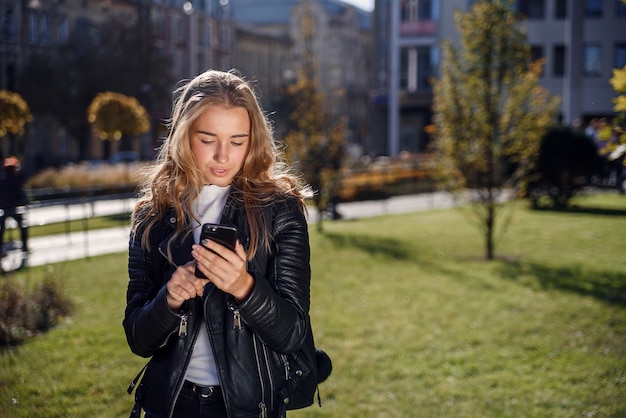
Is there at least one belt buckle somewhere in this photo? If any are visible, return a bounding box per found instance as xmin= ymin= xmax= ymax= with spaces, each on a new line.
xmin=192 ymin=383 xmax=214 ymax=398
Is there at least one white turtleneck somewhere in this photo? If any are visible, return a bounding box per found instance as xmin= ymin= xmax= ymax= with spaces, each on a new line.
xmin=185 ymin=184 xmax=230 ymax=386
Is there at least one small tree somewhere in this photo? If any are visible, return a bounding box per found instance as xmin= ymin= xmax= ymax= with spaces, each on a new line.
xmin=0 ymin=90 xmax=33 ymax=157
xmin=283 ymin=0 xmax=344 ymax=231
xmin=87 ymin=92 xmax=149 ymax=158
xmin=430 ymin=0 xmax=560 ymax=260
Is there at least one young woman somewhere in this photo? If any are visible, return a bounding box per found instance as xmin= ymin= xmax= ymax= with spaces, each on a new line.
xmin=123 ymin=69 xmax=313 ymax=418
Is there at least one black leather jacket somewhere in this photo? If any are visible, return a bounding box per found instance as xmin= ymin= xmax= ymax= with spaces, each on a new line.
xmin=123 ymin=192 xmax=311 ymax=418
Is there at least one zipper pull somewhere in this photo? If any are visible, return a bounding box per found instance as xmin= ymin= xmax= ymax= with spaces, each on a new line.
xmin=233 ymin=309 xmax=242 ymax=331
xmin=178 ymin=314 xmax=188 ymax=337
xmin=284 ymin=357 xmax=290 ymax=380
xmin=258 ymin=402 xmax=268 ymax=418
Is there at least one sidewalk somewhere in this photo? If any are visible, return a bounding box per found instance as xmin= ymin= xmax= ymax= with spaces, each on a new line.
xmin=11 ymin=192 xmax=456 ymax=268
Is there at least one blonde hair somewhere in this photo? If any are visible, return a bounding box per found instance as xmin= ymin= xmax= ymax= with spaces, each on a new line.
xmin=132 ymin=69 xmax=309 ymax=258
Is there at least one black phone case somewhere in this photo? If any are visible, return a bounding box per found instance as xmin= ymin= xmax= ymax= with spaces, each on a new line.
xmin=195 ymin=224 xmax=238 ymax=279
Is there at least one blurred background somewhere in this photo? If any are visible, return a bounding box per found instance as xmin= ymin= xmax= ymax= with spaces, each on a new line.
xmin=1 ymin=0 xmax=624 ymax=176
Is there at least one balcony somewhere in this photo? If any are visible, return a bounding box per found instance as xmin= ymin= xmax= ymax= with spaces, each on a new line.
xmin=400 ymin=20 xmax=437 ymax=36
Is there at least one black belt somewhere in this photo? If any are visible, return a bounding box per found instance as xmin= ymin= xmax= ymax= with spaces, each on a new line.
xmin=183 ymin=380 xmax=221 ymax=398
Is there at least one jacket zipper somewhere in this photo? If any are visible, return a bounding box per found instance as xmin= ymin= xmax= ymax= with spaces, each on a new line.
xmin=253 ymin=333 xmax=279 ymax=416
xmin=178 ymin=314 xmax=188 ymax=337
xmin=168 ymin=310 xmax=203 ymax=418
xmin=227 ymin=303 xmax=242 ymax=356
xmin=252 ymin=335 xmax=268 ymax=417
xmin=281 ymin=354 xmax=290 ymax=380
xmin=261 ymin=342 xmax=276 ymax=411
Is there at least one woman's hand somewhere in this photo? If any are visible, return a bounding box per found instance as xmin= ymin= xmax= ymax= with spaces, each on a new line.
xmin=166 ymin=261 xmax=210 ymax=310
xmin=192 ymin=240 xmax=254 ymax=302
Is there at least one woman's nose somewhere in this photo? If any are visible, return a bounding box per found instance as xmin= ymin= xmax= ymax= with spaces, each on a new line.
xmin=214 ymin=144 xmax=228 ymax=163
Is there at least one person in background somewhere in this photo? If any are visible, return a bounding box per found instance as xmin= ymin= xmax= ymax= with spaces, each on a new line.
xmin=123 ymin=69 xmax=313 ymax=418
xmin=0 ymin=156 xmax=29 ymax=266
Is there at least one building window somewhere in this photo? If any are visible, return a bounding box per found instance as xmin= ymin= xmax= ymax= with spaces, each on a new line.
xmin=152 ymin=9 xmax=165 ymax=39
xmin=27 ymin=13 xmax=39 ymax=45
xmin=554 ymin=0 xmax=566 ymax=19
xmin=401 ymin=46 xmax=437 ymax=92
xmin=553 ymin=45 xmax=565 ymax=77
xmin=56 ymin=16 xmax=69 ymax=44
xmin=584 ymin=0 xmax=602 ymax=17
xmin=172 ymin=13 xmax=185 ymax=44
xmin=616 ymin=43 xmax=626 ymax=68
xmin=583 ymin=45 xmax=601 ymax=77
xmin=401 ymin=0 xmax=438 ymax=21
xmin=39 ymin=14 xmax=49 ymax=45
xmin=2 ymin=4 xmax=17 ymax=43
xmin=517 ymin=0 xmax=545 ymax=19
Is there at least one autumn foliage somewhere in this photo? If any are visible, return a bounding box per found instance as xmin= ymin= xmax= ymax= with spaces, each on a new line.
xmin=0 ymin=90 xmax=33 ymax=137
xmin=86 ymin=92 xmax=149 ymax=141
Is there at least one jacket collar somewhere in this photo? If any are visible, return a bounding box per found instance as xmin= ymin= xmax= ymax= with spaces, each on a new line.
xmin=157 ymin=211 xmax=194 ymax=269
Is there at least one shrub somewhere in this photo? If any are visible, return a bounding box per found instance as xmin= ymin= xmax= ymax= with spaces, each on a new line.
xmin=0 ymin=268 xmax=73 ymax=346
xmin=25 ymin=161 xmax=146 ymax=190
xmin=527 ymin=125 xmax=603 ymax=209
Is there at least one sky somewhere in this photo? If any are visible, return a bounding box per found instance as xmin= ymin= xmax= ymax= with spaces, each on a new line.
xmin=343 ymin=0 xmax=374 ymax=11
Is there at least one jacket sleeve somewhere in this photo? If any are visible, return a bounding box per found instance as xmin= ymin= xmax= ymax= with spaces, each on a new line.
xmin=236 ymin=196 xmax=311 ymax=354
xmin=123 ymin=227 xmax=183 ymax=357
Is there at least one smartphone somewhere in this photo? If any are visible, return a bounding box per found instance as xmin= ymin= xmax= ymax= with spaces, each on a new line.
xmin=195 ymin=223 xmax=238 ymax=279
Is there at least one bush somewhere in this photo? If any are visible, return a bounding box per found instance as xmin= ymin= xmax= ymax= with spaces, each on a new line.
xmin=527 ymin=125 xmax=603 ymax=209
xmin=25 ymin=161 xmax=146 ymax=190
xmin=0 ymin=269 xmax=72 ymax=346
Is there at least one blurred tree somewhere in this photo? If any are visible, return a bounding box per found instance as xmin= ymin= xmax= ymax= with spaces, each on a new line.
xmin=527 ymin=126 xmax=603 ymax=209
xmin=17 ymin=13 xmax=171 ymax=161
xmin=429 ymin=0 xmax=560 ymax=260
xmin=283 ymin=0 xmax=345 ymax=231
xmin=609 ymin=66 xmax=626 ymax=139
xmin=87 ymin=92 xmax=150 ymax=159
xmin=0 ymin=90 xmax=33 ymax=157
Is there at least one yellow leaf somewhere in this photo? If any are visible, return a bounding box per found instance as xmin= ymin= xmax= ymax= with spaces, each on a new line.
xmin=614 ymin=95 xmax=626 ymax=112
xmin=610 ymin=67 xmax=626 ymax=93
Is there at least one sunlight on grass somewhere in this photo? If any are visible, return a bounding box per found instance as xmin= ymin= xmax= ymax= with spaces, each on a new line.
xmin=1 ymin=194 xmax=625 ymax=417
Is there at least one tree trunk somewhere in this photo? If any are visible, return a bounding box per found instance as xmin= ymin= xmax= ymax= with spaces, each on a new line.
xmin=486 ymin=201 xmax=495 ymax=260
xmin=103 ymin=140 xmax=112 ymax=161
xmin=317 ymin=211 xmax=324 ymax=232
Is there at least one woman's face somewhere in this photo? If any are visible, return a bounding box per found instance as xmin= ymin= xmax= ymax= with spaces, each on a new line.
xmin=190 ymin=104 xmax=250 ymax=186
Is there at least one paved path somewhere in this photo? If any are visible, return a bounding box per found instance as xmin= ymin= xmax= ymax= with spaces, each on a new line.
xmin=3 ymin=192 xmax=456 ymax=270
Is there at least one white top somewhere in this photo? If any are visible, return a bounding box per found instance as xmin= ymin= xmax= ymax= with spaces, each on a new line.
xmin=185 ymin=184 xmax=230 ymax=386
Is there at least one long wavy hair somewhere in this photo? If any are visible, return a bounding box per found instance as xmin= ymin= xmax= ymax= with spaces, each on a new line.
xmin=131 ymin=69 xmax=309 ymax=259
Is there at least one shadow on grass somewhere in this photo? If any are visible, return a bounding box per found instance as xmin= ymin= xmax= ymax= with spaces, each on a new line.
xmin=498 ymin=260 xmax=626 ymax=306
xmin=533 ymin=206 xmax=626 ymax=217
xmin=322 ymin=231 xmax=412 ymax=261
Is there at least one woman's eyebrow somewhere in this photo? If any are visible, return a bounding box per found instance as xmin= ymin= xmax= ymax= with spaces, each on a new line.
xmin=196 ymin=129 xmax=249 ymax=138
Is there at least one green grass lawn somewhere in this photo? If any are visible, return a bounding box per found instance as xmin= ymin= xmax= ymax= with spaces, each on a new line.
xmin=24 ymin=212 xmax=132 ymax=238
xmin=1 ymin=193 xmax=625 ymax=417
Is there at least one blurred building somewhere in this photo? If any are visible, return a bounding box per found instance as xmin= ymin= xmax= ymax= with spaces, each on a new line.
xmin=2 ymin=0 xmax=372 ymax=169
xmin=520 ymin=0 xmax=626 ymax=125
xmin=0 ymin=0 xmax=234 ymax=169
xmin=230 ymin=0 xmax=373 ymax=151
xmin=372 ymin=0 xmax=626 ymax=157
